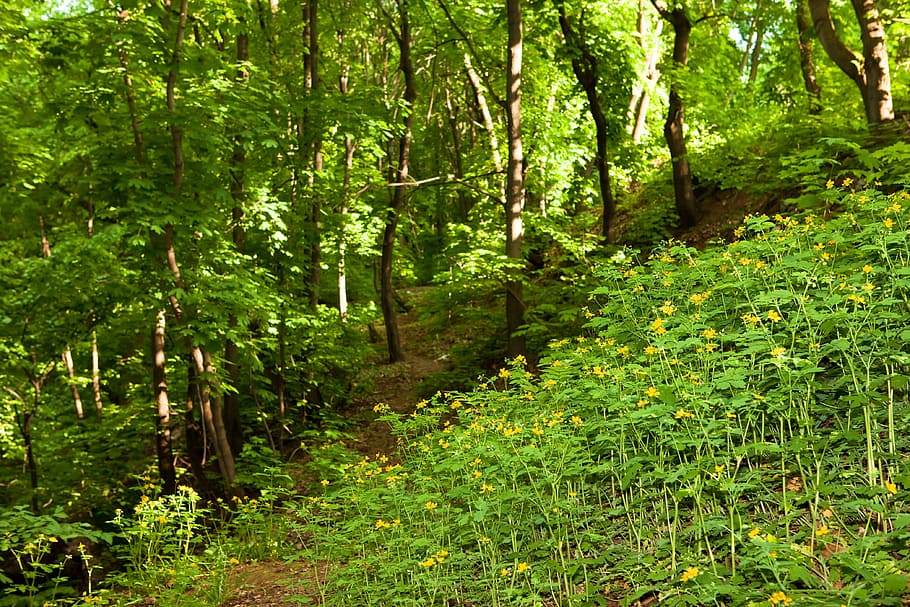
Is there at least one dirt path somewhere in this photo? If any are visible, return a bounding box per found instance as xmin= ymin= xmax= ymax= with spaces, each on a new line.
xmin=346 ymin=303 xmax=449 ymax=457
xmin=224 ymin=297 xmax=450 ymax=606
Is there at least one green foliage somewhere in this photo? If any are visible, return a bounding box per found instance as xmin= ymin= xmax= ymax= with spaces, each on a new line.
xmin=289 ymin=186 xmax=910 ymax=606
xmin=0 ymin=506 xmax=112 ymax=606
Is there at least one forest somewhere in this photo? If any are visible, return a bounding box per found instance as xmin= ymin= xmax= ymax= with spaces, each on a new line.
xmin=1 ymin=0 xmax=909 ymax=605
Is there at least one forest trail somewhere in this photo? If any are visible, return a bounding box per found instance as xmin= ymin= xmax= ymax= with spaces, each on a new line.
xmin=224 ymin=290 xmax=452 ymax=607
xmin=346 ymin=289 xmax=451 ymax=458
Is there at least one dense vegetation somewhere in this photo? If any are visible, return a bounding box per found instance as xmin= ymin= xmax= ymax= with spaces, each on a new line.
xmin=1 ymin=0 xmax=909 ymax=605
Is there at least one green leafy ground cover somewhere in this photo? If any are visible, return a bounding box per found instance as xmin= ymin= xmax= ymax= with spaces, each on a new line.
xmin=6 ymin=185 xmax=909 ymax=607
xmin=294 ymin=186 xmax=910 ymax=606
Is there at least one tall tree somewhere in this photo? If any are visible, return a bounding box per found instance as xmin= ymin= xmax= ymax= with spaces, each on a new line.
xmin=795 ymin=0 xmax=823 ymax=115
xmin=808 ymin=0 xmax=893 ymax=124
xmin=379 ymin=0 xmax=416 ymax=363
xmin=505 ymin=0 xmax=527 ymax=358
xmin=553 ymin=0 xmax=617 ymax=243
xmin=650 ymin=0 xmax=699 ymax=227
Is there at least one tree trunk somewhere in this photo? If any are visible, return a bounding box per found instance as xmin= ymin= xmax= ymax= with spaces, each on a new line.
xmin=224 ymin=29 xmax=249 ymax=460
xmin=505 ymin=0 xmax=526 ymax=359
xmin=651 ymin=1 xmax=699 ymax=227
xmin=305 ymin=0 xmax=323 ymax=310
xmin=153 ymin=310 xmax=176 ymax=495
xmin=164 ymin=0 xmax=237 ymax=490
xmin=554 ymin=0 xmax=616 ymax=244
xmin=628 ymin=8 xmax=662 ymax=145
xmin=91 ymin=330 xmax=103 ymax=417
xmin=807 ymin=0 xmax=893 ymax=124
xmin=380 ymin=0 xmax=416 ymax=363
xmin=339 ymin=54 xmax=354 ymax=322
xmin=795 ymin=0 xmax=823 ymax=115
xmin=463 ymin=54 xmax=504 ymax=175
xmin=62 ymin=349 xmax=84 ymax=419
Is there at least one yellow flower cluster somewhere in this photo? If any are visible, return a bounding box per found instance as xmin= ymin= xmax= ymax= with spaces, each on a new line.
xmin=419 ymin=549 xmax=449 ymax=568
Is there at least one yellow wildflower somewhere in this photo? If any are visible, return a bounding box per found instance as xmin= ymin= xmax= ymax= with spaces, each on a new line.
xmin=885 ymin=480 xmax=898 ymax=494
xmin=516 ymin=562 xmax=530 ymax=574
xmin=425 ymin=501 xmax=438 ymax=511
xmin=748 ymin=527 xmax=761 ymax=538
xmin=816 ymin=525 xmax=829 ymax=537
xmin=680 ymin=567 xmax=700 ymax=582
xmin=767 ymin=310 xmax=782 ymax=322
xmin=645 ymin=386 xmax=660 ymax=398
xmin=702 ymin=328 xmax=717 ymax=339
xmin=769 ymin=591 xmax=793 ymax=606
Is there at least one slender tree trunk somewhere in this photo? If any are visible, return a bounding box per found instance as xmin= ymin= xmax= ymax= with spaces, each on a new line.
xmin=184 ymin=365 xmax=209 ymax=489
xmin=554 ymin=0 xmax=616 ymax=243
xmin=305 ymin=0 xmax=323 ymax=310
xmin=464 ymin=54 xmax=504 ymax=175
xmin=651 ymin=1 xmax=698 ymax=227
xmin=628 ymin=11 xmax=662 ymax=144
xmin=23 ymin=406 xmax=38 ymax=512
xmin=163 ymin=0 xmax=237 ymax=490
xmin=62 ymin=350 xmax=84 ymax=419
xmin=380 ymin=0 xmax=416 ymax=363
xmin=445 ymin=87 xmax=472 ymax=222
xmin=505 ymin=0 xmax=526 ymax=359
xmin=153 ymin=311 xmax=176 ymax=495
xmin=748 ymin=23 xmax=764 ymax=83
xmin=795 ymin=0 xmax=823 ymax=115
xmin=39 ymin=214 xmax=85 ymax=418
xmin=338 ymin=53 xmax=354 ymax=322
xmin=91 ymin=330 xmax=102 ymax=417
xmin=6 ymin=365 xmax=52 ymax=512
xmin=336 ymin=28 xmax=352 ymax=324
xmin=808 ymin=0 xmax=893 ymax=124
xmin=223 ymin=29 xmax=249 ymax=459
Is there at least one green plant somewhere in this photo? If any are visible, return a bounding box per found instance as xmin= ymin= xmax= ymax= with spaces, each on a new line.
xmin=292 ymin=185 xmax=910 ymax=606
xmin=0 ymin=506 xmax=112 ymax=607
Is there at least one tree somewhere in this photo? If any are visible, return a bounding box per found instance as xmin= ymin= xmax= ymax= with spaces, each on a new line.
xmin=506 ymin=0 xmax=527 ymax=359
xmin=808 ymin=0 xmax=893 ymax=124
xmin=650 ymin=0 xmax=699 ymax=227
xmin=379 ymin=0 xmax=417 ymax=363
xmin=795 ymin=0 xmax=823 ymax=115
xmin=552 ymin=0 xmax=617 ymax=243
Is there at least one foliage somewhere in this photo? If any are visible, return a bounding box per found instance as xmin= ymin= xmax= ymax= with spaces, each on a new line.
xmin=0 ymin=506 xmax=112 ymax=606
xmin=291 ymin=186 xmax=910 ymax=606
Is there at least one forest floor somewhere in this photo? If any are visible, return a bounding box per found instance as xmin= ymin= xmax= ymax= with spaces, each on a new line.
xmin=223 ymin=292 xmax=453 ymax=606
xmin=220 ymin=187 xmax=771 ymax=605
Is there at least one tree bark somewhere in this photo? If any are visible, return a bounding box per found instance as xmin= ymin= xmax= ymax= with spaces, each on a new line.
xmin=554 ymin=0 xmax=616 ymax=244
xmin=153 ymin=311 xmax=176 ymax=495
xmin=505 ymin=0 xmax=526 ymax=359
xmin=305 ymin=0 xmax=323 ymax=310
xmin=62 ymin=349 xmax=84 ymax=419
xmin=163 ymin=0 xmax=238 ymax=490
xmin=651 ymin=1 xmax=699 ymax=227
xmin=380 ymin=0 xmax=416 ymax=363
xmin=808 ymin=0 xmax=893 ymax=124
xmin=628 ymin=5 xmax=662 ymax=145
xmin=795 ymin=0 xmax=823 ymax=115
xmin=338 ymin=49 xmax=354 ymax=322
xmin=224 ymin=28 xmax=249 ymax=460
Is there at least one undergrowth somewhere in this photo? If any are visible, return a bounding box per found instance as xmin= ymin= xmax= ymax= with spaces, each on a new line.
xmin=300 ymin=184 xmax=909 ymax=606
xmin=9 ymin=184 xmax=907 ymax=606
